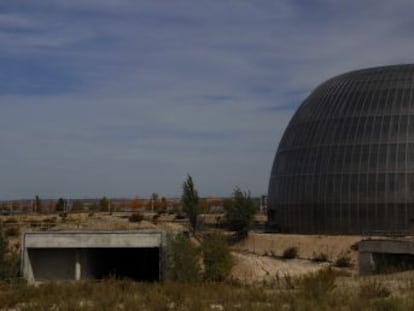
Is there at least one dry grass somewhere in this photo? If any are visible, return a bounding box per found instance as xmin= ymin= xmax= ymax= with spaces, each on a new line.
xmin=1 ymin=271 xmax=414 ymax=311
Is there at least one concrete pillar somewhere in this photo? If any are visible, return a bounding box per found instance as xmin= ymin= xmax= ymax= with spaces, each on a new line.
xmin=75 ymin=249 xmax=81 ymax=281
xmin=359 ymin=252 xmax=375 ymax=275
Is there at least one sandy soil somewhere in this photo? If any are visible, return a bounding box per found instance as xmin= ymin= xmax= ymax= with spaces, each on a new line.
xmin=234 ymin=233 xmax=363 ymax=264
xmin=230 ymin=251 xmax=328 ymax=284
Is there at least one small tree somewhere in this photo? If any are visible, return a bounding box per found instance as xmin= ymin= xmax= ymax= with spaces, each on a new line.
xmin=0 ymin=224 xmax=7 ymax=278
xmin=202 ymin=232 xmax=233 ymax=281
xmin=181 ymin=175 xmax=200 ymax=233
xmin=165 ymin=234 xmax=201 ymax=282
xmin=224 ymin=187 xmax=256 ymax=240
xmin=159 ymin=197 xmax=168 ymax=214
xmin=147 ymin=193 xmax=161 ymax=211
xmin=0 ymin=224 xmax=19 ymax=281
xmin=55 ymin=198 xmax=65 ymax=212
xmin=35 ymin=195 xmax=42 ymax=213
xmin=99 ymin=196 xmax=110 ymax=212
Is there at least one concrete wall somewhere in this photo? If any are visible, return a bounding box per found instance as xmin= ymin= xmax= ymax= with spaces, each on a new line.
xmin=22 ymin=231 xmax=164 ymax=284
xmin=29 ymin=248 xmax=76 ymax=281
xmin=359 ymin=239 xmax=414 ymax=274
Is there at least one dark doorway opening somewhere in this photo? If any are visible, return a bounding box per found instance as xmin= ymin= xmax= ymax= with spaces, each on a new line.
xmin=373 ymin=252 xmax=414 ymax=273
xmin=88 ymin=248 xmax=159 ymax=281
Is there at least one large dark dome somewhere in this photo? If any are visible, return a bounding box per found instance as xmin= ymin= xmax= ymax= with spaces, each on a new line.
xmin=268 ymin=64 xmax=414 ymax=234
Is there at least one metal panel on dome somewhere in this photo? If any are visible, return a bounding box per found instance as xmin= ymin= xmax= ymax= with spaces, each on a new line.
xmin=268 ymin=64 xmax=414 ymax=234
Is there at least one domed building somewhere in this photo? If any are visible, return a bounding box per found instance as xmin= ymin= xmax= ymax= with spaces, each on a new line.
xmin=268 ymin=64 xmax=414 ymax=234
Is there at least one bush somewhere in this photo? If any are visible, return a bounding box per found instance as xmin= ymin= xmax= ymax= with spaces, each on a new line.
xmin=5 ymin=227 xmax=19 ymax=237
xmin=59 ymin=212 xmax=68 ymax=219
xmin=311 ymin=252 xmax=328 ymax=262
xmin=3 ymin=218 xmax=17 ymax=224
xmin=43 ymin=217 xmax=57 ymax=224
xmin=0 ymin=224 xmax=20 ymax=281
xmin=334 ymin=253 xmax=353 ymax=267
xmin=350 ymin=242 xmax=359 ymax=251
xmin=152 ymin=214 xmax=160 ymax=224
xmin=282 ymin=247 xmax=298 ymax=259
xmin=223 ymin=188 xmax=256 ymax=240
xmin=128 ymin=212 xmax=144 ymax=223
xmin=165 ymin=234 xmax=201 ymax=282
xmin=175 ymin=213 xmax=186 ymax=220
xmin=202 ymin=233 xmax=233 ymax=282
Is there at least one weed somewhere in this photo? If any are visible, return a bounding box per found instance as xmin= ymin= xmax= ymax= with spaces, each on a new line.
xmin=3 ymin=218 xmax=17 ymax=224
xmin=282 ymin=247 xmax=298 ymax=259
xmin=5 ymin=227 xmax=19 ymax=237
xmin=311 ymin=252 xmax=328 ymax=262
xmin=128 ymin=212 xmax=144 ymax=223
xmin=334 ymin=253 xmax=353 ymax=267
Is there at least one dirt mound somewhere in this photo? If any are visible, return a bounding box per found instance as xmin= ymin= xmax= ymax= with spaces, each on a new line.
xmin=230 ymin=252 xmax=327 ymax=284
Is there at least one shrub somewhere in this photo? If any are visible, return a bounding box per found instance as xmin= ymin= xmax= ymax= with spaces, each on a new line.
xmin=311 ymin=252 xmax=328 ymax=262
xmin=350 ymin=242 xmax=359 ymax=251
xmin=165 ymin=234 xmax=201 ymax=282
xmin=30 ymin=220 xmax=42 ymax=228
xmin=59 ymin=212 xmax=68 ymax=219
xmin=152 ymin=214 xmax=160 ymax=224
xmin=0 ymin=224 xmax=20 ymax=281
xmin=3 ymin=218 xmax=17 ymax=224
xmin=359 ymin=280 xmax=391 ymax=299
xmin=202 ymin=233 xmax=233 ymax=282
xmin=43 ymin=217 xmax=57 ymax=223
xmin=175 ymin=213 xmax=186 ymax=220
xmin=282 ymin=247 xmax=298 ymax=259
xmin=128 ymin=212 xmax=144 ymax=223
xmin=223 ymin=188 xmax=256 ymax=240
xmin=5 ymin=227 xmax=19 ymax=237
xmin=334 ymin=253 xmax=353 ymax=267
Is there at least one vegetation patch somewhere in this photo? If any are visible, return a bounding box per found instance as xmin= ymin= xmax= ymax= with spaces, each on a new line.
xmin=311 ymin=252 xmax=328 ymax=262
xmin=128 ymin=212 xmax=144 ymax=223
xmin=202 ymin=232 xmax=233 ymax=282
xmin=334 ymin=252 xmax=353 ymax=267
xmin=282 ymin=247 xmax=299 ymax=259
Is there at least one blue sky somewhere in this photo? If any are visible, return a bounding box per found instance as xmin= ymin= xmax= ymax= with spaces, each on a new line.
xmin=1 ymin=0 xmax=414 ymax=199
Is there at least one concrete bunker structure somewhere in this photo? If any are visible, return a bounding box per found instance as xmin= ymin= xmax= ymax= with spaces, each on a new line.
xmin=22 ymin=231 xmax=164 ymax=284
xmin=359 ymin=239 xmax=414 ymax=274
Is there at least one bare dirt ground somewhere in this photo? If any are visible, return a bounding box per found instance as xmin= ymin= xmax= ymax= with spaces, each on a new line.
xmin=230 ymin=251 xmax=329 ymax=284
xmin=234 ymin=233 xmax=362 ymax=264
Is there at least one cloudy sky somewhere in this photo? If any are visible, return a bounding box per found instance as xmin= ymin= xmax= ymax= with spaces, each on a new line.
xmin=1 ymin=0 xmax=414 ymax=199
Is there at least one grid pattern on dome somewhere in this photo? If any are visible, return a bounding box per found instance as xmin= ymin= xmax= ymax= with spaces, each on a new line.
xmin=268 ymin=65 xmax=414 ymax=234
